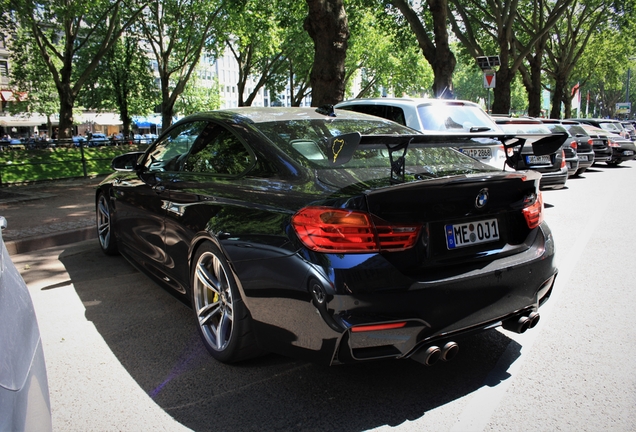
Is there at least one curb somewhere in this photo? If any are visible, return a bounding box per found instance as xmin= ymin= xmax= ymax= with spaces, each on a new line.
xmin=6 ymin=226 xmax=97 ymax=255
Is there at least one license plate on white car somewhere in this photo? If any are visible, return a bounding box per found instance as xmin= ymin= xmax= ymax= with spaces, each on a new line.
xmin=578 ymin=155 xmax=588 ymax=161
xmin=445 ymin=219 xmax=500 ymax=249
xmin=461 ymin=148 xmax=492 ymax=160
xmin=526 ymin=155 xmax=551 ymax=165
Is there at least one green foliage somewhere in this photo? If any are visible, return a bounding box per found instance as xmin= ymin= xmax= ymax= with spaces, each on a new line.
xmin=139 ymin=0 xmax=229 ymax=124
xmin=344 ymin=1 xmax=433 ymax=98
xmin=7 ymin=26 xmax=59 ymax=118
xmin=174 ymin=73 xmax=221 ymax=115
xmin=78 ymin=35 xmax=159 ymax=119
xmin=6 ymin=0 xmax=147 ymax=138
xmin=573 ymin=27 xmax=635 ymax=117
xmin=0 ymin=145 xmax=147 ymax=183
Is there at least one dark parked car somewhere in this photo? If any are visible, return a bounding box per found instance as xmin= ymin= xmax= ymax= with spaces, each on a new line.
xmin=578 ymin=124 xmax=612 ymax=164
xmin=539 ymin=119 xmax=579 ymax=177
xmin=558 ymin=120 xmax=596 ymax=175
xmin=96 ymin=107 xmax=559 ymax=366
xmin=570 ymin=118 xmax=631 ymax=141
xmin=0 ymin=217 xmax=52 ymax=431
xmin=493 ymin=117 xmax=568 ymax=189
xmin=87 ymin=132 xmax=108 ymax=147
xmin=580 ymin=124 xmax=636 ymax=166
xmin=541 ymin=119 xmax=596 ymax=176
xmin=621 ymin=121 xmax=636 ymax=141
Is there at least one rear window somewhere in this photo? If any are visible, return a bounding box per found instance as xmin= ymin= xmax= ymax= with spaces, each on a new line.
xmin=564 ymin=125 xmax=588 ymax=136
xmin=496 ymin=123 xmax=551 ymax=134
xmin=417 ymin=104 xmax=498 ymax=132
xmin=544 ymin=124 xmax=568 ymax=134
xmin=254 ymin=118 xmax=490 ymax=172
xmin=599 ymin=123 xmax=621 ymax=132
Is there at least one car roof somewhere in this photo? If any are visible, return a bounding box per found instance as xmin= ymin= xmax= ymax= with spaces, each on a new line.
xmin=175 ymin=106 xmax=398 ymax=125
xmin=493 ymin=117 xmax=543 ymax=124
xmin=336 ymin=97 xmax=482 ymax=109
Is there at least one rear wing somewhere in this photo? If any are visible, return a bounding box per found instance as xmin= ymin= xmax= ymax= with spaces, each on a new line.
xmin=325 ymin=131 xmax=567 ymax=183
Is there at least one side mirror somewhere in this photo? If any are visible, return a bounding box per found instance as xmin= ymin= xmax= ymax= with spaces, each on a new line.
xmin=111 ymin=152 xmax=144 ymax=171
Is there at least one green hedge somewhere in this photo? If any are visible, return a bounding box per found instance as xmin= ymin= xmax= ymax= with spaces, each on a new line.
xmin=0 ymin=144 xmax=147 ymax=184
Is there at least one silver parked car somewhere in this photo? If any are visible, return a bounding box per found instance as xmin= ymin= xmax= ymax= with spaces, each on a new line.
xmin=335 ymin=98 xmax=508 ymax=169
xmin=0 ymin=216 xmax=52 ymax=431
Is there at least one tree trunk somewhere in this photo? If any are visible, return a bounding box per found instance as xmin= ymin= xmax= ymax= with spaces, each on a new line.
xmin=561 ymin=87 xmax=573 ymax=118
xmin=304 ymin=0 xmax=349 ymax=107
xmin=393 ymin=0 xmax=455 ymax=98
xmin=161 ymin=75 xmax=174 ymax=131
xmin=57 ymin=81 xmax=75 ymax=140
xmin=491 ymin=66 xmax=513 ymax=115
xmin=550 ymin=77 xmax=567 ymax=119
xmin=525 ymin=53 xmax=544 ymax=117
xmin=428 ymin=0 xmax=455 ymax=98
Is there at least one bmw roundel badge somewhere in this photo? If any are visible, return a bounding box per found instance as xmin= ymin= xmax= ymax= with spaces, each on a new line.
xmin=475 ymin=188 xmax=489 ymax=209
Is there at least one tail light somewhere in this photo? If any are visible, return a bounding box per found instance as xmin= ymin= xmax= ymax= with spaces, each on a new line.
xmin=608 ymin=138 xmax=619 ymax=147
xmin=560 ymin=150 xmax=566 ymax=168
xmin=292 ymin=207 xmax=420 ymax=253
xmin=570 ymin=140 xmax=577 ymax=150
xmin=587 ymin=138 xmax=594 ymax=146
xmin=522 ymin=192 xmax=543 ymax=229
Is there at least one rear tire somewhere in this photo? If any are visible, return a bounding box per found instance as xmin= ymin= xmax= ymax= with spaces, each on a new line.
xmin=191 ymin=241 xmax=263 ymax=363
xmin=96 ymin=192 xmax=118 ymax=255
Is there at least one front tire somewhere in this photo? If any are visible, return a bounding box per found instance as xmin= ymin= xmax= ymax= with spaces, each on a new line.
xmin=191 ymin=242 xmax=262 ymax=363
xmin=96 ymin=192 xmax=118 ymax=255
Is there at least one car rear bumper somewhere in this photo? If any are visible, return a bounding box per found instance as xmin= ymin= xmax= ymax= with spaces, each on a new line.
xmin=575 ymin=150 xmax=595 ymax=171
xmin=565 ymin=156 xmax=579 ymax=176
xmin=611 ymin=146 xmax=636 ymax=163
xmin=244 ymin=223 xmax=557 ymax=365
xmin=538 ymin=166 xmax=568 ymax=189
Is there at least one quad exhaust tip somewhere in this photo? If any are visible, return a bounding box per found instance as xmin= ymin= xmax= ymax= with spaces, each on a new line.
xmin=412 ymin=341 xmax=459 ymax=366
xmin=502 ymin=312 xmax=541 ymax=334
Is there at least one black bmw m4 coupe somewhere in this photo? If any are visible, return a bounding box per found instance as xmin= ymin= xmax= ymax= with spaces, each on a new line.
xmin=96 ymin=107 xmax=560 ymax=366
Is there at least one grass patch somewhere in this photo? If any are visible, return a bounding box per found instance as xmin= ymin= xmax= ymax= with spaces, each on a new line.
xmin=0 ymin=144 xmax=147 ymax=184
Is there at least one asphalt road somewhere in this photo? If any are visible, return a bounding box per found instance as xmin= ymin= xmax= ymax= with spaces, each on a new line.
xmin=16 ymin=161 xmax=636 ymax=432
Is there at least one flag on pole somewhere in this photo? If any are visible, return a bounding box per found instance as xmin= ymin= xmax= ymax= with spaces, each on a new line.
xmin=571 ymin=83 xmax=581 ymax=112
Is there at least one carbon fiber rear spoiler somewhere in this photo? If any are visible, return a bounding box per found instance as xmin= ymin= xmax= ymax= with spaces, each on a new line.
xmin=325 ymin=131 xmax=567 ymax=183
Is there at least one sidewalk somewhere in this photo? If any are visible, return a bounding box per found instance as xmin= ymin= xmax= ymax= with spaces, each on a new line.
xmin=0 ymin=176 xmax=106 ymax=255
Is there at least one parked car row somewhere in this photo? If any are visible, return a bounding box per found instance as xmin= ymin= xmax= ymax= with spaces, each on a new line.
xmin=568 ymin=118 xmax=636 ymax=166
xmin=335 ymin=97 xmax=636 ymax=191
xmin=73 ymin=133 xmax=158 ymax=147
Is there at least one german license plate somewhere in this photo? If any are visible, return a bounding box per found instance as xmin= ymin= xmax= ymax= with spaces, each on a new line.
xmin=623 ymin=150 xmax=634 ymax=156
xmin=461 ymin=148 xmax=492 ymax=160
xmin=578 ymin=155 xmax=588 ymax=161
xmin=526 ymin=155 xmax=551 ymax=165
xmin=445 ymin=219 xmax=500 ymax=249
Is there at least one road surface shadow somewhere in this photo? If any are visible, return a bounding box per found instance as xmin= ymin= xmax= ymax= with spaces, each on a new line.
xmin=60 ymin=242 xmax=521 ymax=432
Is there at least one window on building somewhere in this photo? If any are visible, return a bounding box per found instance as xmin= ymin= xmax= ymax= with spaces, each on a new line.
xmin=0 ymin=60 xmax=8 ymax=77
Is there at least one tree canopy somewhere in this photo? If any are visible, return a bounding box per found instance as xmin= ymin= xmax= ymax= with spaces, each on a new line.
xmin=2 ymin=0 xmax=636 ymax=133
